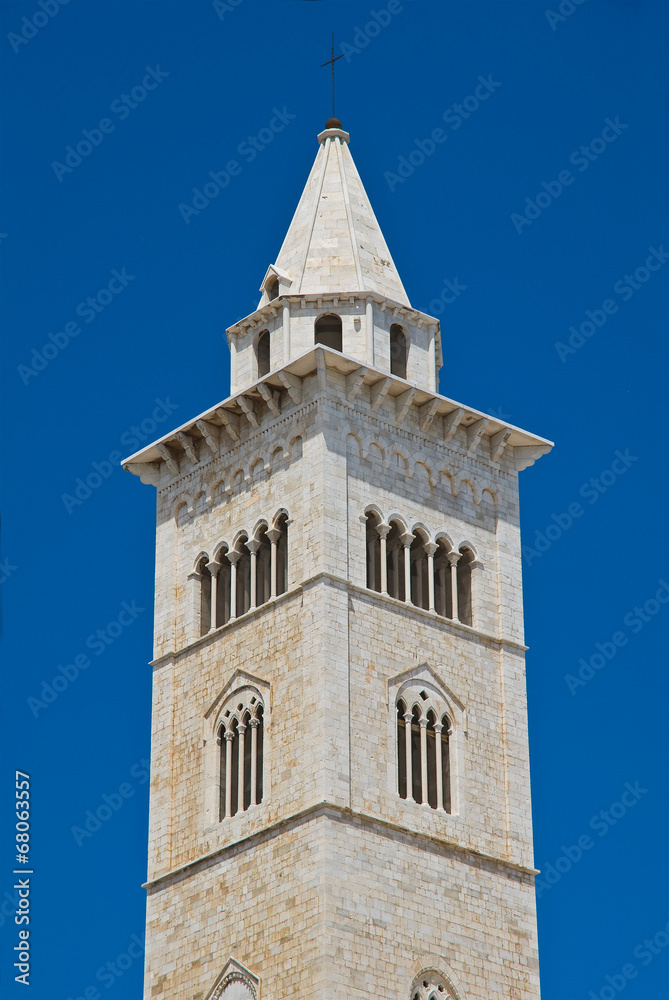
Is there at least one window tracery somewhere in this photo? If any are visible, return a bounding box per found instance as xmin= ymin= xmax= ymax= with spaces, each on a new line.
xmin=364 ymin=508 xmax=478 ymax=626
xmin=194 ymin=511 xmax=289 ymax=637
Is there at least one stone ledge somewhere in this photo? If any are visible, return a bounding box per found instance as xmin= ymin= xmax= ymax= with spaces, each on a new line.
xmin=143 ymin=801 xmax=539 ymax=892
xmin=150 ymin=571 xmax=528 ymax=667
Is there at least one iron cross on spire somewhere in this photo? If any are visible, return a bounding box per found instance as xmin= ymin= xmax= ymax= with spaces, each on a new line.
xmin=321 ymin=33 xmax=343 ymax=121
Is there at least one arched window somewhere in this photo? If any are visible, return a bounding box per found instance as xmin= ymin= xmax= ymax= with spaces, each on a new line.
xmin=366 ymin=511 xmax=382 ymax=592
xmin=314 ymin=313 xmax=342 ymax=351
xmin=219 ymin=693 xmax=264 ymax=820
xmin=457 ymin=546 xmax=474 ymax=626
xmin=274 ymin=513 xmax=288 ymax=595
xmin=410 ymin=971 xmax=458 ymax=999
xmin=234 ymin=536 xmax=251 ymax=617
xmin=433 ymin=540 xmax=453 ymax=619
xmin=198 ymin=556 xmax=212 ymax=636
xmin=256 ymin=329 xmax=270 ymax=377
xmin=214 ymin=547 xmax=232 ymax=628
xmin=410 ymin=532 xmax=430 ymax=610
xmin=255 ymin=526 xmax=271 ymax=607
xmin=396 ymin=690 xmax=452 ymax=813
xmin=265 ymin=275 xmax=279 ymax=301
xmin=397 ymin=700 xmax=407 ymax=800
xmin=390 ymin=323 xmax=407 ymax=379
xmin=386 ymin=520 xmax=406 ymax=601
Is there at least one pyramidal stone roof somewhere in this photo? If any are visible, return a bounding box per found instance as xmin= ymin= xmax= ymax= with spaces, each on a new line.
xmin=267 ymin=124 xmax=410 ymax=306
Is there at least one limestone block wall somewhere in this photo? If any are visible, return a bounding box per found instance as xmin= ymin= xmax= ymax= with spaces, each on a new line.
xmin=143 ymin=813 xmax=540 ymax=1000
xmin=142 ymin=362 xmax=539 ymax=999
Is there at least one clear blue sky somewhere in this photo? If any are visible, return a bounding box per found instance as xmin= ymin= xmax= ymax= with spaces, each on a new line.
xmin=1 ymin=1 xmax=668 ymax=998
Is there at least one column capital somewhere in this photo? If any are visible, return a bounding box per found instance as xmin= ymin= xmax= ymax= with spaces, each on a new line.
xmin=376 ymin=521 xmax=391 ymax=539
xmin=248 ymin=716 xmax=261 ymax=729
xmin=228 ymin=549 xmax=242 ymax=565
xmin=245 ymin=539 xmax=261 ymax=555
xmin=446 ymin=550 xmax=461 ymax=567
xmin=403 ymin=710 xmax=413 ymax=724
xmin=223 ymin=729 xmax=235 ymax=742
xmin=205 ymin=559 xmax=221 ymax=575
xmin=424 ymin=542 xmax=438 ymax=558
xmin=418 ymin=717 xmax=429 ymax=730
xmin=266 ymin=527 xmax=281 ymax=544
xmin=400 ymin=531 xmax=414 ymax=547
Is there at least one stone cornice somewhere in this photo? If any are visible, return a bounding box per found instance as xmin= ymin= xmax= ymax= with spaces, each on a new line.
xmin=122 ymin=347 xmax=553 ymax=488
xmin=142 ymin=801 xmax=539 ymax=893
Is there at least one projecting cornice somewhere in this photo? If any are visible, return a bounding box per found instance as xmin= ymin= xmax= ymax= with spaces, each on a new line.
xmin=122 ymin=346 xmax=553 ymax=487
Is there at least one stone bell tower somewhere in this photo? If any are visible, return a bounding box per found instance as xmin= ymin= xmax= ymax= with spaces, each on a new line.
xmin=124 ymin=118 xmax=551 ymax=1000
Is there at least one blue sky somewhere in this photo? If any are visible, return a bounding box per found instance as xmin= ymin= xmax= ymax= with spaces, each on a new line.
xmin=1 ymin=1 xmax=668 ymax=998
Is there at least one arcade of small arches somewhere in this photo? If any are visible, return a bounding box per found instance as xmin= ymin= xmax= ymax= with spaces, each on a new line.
xmin=194 ymin=512 xmax=288 ymax=636
xmin=254 ymin=314 xmax=409 ymax=379
xmin=365 ymin=509 xmax=480 ymax=627
xmin=397 ymin=686 xmax=452 ymax=813
xmin=217 ymin=689 xmax=264 ymax=821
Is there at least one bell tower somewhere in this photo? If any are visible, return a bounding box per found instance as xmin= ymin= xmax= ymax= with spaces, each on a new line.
xmin=124 ymin=120 xmax=551 ymax=1000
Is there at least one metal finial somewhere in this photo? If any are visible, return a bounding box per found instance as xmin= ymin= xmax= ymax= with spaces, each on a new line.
xmin=321 ymin=32 xmax=344 ymax=124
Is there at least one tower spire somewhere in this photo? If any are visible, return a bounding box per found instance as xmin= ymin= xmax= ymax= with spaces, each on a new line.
xmin=321 ymin=32 xmax=343 ymax=125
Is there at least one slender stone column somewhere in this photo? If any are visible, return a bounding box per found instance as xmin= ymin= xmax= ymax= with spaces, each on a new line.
xmin=205 ymin=560 xmax=221 ymax=631
xmin=249 ymin=717 xmax=260 ymax=806
xmin=447 ymin=551 xmax=460 ymax=621
xmin=419 ymin=718 xmax=428 ymax=804
xmin=228 ymin=550 xmax=241 ymax=620
xmin=404 ymin=710 xmax=414 ymax=801
xmin=267 ymin=527 xmax=280 ymax=598
xmin=224 ymin=730 xmax=234 ymax=819
xmin=401 ymin=532 xmax=414 ymax=604
xmin=434 ymin=722 xmax=444 ymax=811
xmin=247 ymin=539 xmax=260 ymax=610
xmin=425 ymin=542 xmax=437 ymax=612
xmin=237 ymin=720 xmax=246 ymax=814
xmin=377 ymin=522 xmax=390 ymax=594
